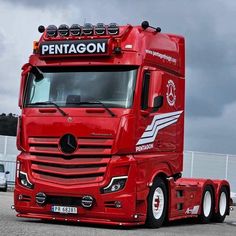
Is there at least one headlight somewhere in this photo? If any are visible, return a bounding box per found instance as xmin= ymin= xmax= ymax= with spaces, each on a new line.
xmin=101 ymin=176 xmax=127 ymax=194
xmin=19 ymin=171 xmax=34 ymax=189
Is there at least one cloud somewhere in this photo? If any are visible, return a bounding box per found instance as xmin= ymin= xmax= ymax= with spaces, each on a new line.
xmin=0 ymin=0 xmax=236 ymax=153
xmin=0 ymin=31 xmax=6 ymax=54
xmin=185 ymin=101 xmax=236 ymax=154
xmin=0 ymin=0 xmax=67 ymax=8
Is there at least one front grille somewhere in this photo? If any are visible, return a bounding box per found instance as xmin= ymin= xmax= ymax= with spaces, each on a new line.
xmin=28 ymin=136 xmax=113 ymax=184
xmin=28 ymin=137 xmax=113 ymax=155
xmin=47 ymin=196 xmax=82 ymax=206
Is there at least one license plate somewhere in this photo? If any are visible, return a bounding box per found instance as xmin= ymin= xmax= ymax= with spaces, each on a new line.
xmin=51 ymin=205 xmax=78 ymax=214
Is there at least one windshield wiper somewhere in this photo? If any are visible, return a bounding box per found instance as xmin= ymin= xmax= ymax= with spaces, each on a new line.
xmin=27 ymin=101 xmax=68 ymax=117
xmin=67 ymin=100 xmax=116 ymax=117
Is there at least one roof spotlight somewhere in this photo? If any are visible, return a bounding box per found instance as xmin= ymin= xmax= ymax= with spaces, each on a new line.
xmin=83 ymin=23 xmax=94 ymax=35
xmin=70 ymin=24 xmax=81 ymax=36
xmin=58 ymin=24 xmax=70 ymax=37
xmin=46 ymin=25 xmax=57 ymax=37
xmin=95 ymin=23 xmax=106 ymax=35
xmin=107 ymin=23 xmax=119 ymax=35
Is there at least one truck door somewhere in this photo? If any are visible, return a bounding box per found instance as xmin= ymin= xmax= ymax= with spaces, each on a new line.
xmin=136 ymin=69 xmax=181 ymax=153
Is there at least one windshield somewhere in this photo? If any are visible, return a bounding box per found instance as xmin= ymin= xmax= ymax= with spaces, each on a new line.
xmin=0 ymin=164 xmax=4 ymax=172
xmin=25 ymin=66 xmax=137 ymax=108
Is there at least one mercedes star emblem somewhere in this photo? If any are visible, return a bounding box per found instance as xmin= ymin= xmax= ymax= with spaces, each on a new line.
xmin=59 ymin=134 xmax=77 ymax=154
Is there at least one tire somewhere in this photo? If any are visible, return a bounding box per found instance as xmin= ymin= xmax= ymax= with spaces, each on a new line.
xmin=213 ymin=186 xmax=229 ymax=223
xmin=3 ymin=184 xmax=7 ymax=192
xmin=198 ymin=185 xmax=214 ymax=223
xmin=146 ymin=177 xmax=168 ymax=228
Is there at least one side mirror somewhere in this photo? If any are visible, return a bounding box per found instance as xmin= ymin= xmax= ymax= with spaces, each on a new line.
xmin=6 ymin=171 xmax=10 ymax=174
xmin=31 ymin=67 xmax=44 ymax=82
xmin=153 ymin=96 xmax=163 ymax=112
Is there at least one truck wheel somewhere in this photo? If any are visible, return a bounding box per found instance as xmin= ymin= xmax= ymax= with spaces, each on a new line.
xmin=146 ymin=177 xmax=167 ymax=228
xmin=199 ymin=186 xmax=214 ymax=223
xmin=213 ymin=186 xmax=228 ymax=223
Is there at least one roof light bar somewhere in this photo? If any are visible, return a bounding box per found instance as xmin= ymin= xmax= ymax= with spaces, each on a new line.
xmin=46 ymin=25 xmax=57 ymax=37
xmin=107 ymin=23 xmax=119 ymax=35
xmin=43 ymin=22 xmax=120 ymax=38
xmin=58 ymin=24 xmax=69 ymax=37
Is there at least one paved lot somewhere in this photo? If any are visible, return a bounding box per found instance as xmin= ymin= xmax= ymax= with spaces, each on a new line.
xmin=1 ymin=191 xmax=236 ymax=236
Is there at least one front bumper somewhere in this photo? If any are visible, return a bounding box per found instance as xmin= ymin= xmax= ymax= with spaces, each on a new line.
xmin=14 ymin=186 xmax=144 ymax=226
xmin=14 ymin=153 xmax=147 ymax=226
xmin=0 ymin=182 xmax=7 ymax=189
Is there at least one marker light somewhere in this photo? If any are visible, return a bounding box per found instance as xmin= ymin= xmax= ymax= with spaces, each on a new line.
xmin=46 ymin=25 xmax=57 ymax=37
xmin=95 ymin=23 xmax=106 ymax=35
xmin=70 ymin=24 xmax=81 ymax=36
xmin=107 ymin=23 xmax=119 ymax=35
xmin=33 ymin=41 xmax=39 ymax=54
xmin=83 ymin=23 xmax=94 ymax=35
xmin=58 ymin=24 xmax=69 ymax=36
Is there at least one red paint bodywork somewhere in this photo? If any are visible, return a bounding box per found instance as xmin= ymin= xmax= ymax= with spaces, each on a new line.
xmin=14 ymin=24 xmax=230 ymax=226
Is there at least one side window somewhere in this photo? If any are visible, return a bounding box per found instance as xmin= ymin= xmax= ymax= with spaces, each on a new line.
xmin=141 ymin=72 xmax=150 ymax=110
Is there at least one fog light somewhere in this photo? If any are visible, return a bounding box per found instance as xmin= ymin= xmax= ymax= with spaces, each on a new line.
xmin=101 ymin=176 xmax=127 ymax=194
xmin=114 ymin=201 xmax=122 ymax=208
xmin=19 ymin=171 xmax=34 ymax=189
xmin=81 ymin=195 xmax=94 ymax=208
xmin=36 ymin=192 xmax=47 ymax=205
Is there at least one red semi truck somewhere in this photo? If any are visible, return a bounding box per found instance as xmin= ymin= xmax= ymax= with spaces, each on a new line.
xmin=14 ymin=21 xmax=230 ymax=227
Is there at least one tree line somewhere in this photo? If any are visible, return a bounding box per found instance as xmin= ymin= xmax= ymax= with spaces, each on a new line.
xmin=0 ymin=113 xmax=18 ymax=136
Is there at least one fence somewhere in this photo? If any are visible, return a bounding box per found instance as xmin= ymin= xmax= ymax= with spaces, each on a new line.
xmin=0 ymin=135 xmax=235 ymax=192
xmin=183 ymin=151 xmax=236 ymax=193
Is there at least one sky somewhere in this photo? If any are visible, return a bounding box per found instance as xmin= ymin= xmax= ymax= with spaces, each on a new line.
xmin=0 ymin=0 xmax=236 ymax=154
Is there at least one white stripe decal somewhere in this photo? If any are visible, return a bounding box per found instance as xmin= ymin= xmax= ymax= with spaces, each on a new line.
xmin=146 ymin=110 xmax=183 ymax=132
xmin=136 ymin=110 xmax=183 ymax=146
xmin=141 ymin=115 xmax=181 ymax=138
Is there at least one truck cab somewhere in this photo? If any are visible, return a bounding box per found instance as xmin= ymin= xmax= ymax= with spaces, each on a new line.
xmin=14 ymin=22 xmax=230 ymax=227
